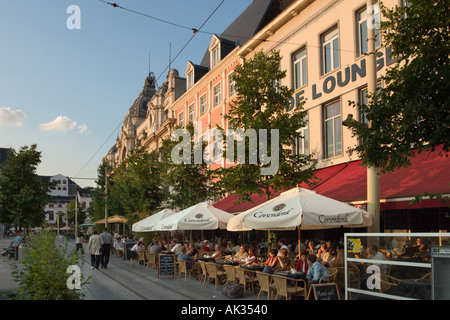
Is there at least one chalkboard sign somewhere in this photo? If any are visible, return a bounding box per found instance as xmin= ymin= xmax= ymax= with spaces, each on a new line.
xmin=158 ymin=254 xmax=175 ymax=278
xmin=307 ymin=283 xmax=341 ymax=300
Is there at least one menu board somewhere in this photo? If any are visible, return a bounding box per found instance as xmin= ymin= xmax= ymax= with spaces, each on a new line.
xmin=307 ymin=283 xmax=341 ymax=300
xmin=158 ymin=254 xmax=175 ymax=278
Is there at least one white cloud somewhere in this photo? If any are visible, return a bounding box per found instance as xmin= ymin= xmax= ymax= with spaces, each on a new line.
xmin=39 ymin=115 xmax=77 ymax=132
xmin=0 ymin=107 xmax=27 ymax=127
xmin=77 ymin=123 xmax=88 ymax=134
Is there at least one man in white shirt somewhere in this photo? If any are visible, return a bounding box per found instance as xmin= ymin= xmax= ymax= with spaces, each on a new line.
xmin=367 ymin=245 xmax=388 ymax=274
xmin=171 ymin=239 xmax=182 ymax=254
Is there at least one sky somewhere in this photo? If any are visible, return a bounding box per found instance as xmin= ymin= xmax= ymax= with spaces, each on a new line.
xmin=0 ymin=0 xmax=253 ymax=188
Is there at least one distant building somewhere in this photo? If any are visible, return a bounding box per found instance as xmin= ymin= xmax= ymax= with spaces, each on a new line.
xmin=39 ymin=174 xmax=92 ymax=227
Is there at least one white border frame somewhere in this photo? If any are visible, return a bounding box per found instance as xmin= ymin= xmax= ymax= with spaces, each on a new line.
xmin=344 ymin=232 xmax=450 ymax=300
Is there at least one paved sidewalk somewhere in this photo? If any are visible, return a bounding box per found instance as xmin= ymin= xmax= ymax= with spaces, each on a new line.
xmin=0 ymin=238 xmax=259 ymax=300
xmin=77 ymin=241 xmax=257 ymax=300
xmin=0 ymin=239 xmax=18 ymax=299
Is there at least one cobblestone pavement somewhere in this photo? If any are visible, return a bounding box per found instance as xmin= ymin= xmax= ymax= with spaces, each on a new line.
xmin=1 ymin=238 xmax=259 ymax=301
xmin=73 ymin=241 xmax=258 ymax=300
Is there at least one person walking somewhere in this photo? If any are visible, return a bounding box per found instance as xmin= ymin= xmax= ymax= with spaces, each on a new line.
xmin=75 ymin=231 xmax=84 ymax=254
xmin=100 ymin=228 xmax=114 ymax=269
xmin=88 ymin=230 xmax=103 ymax=269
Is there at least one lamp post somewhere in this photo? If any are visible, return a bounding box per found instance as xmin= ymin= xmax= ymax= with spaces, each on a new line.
xmin=366 ymin=0 xmax=381 ymax=234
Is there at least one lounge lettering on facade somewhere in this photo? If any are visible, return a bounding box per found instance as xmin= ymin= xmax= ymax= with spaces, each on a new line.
xmin=288 ymin=50 xmax=391 ymax=110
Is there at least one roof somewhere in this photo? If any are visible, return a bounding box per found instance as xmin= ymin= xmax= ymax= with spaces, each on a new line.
xmin=199 ymin=0 xmax=275 ymax=67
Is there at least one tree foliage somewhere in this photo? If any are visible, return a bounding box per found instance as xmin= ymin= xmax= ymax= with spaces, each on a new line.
xmin=10 ymin=230 xmax=89 ymax=300
xmin=0 ymin=145 xmax=52 ymax=230
xmin=108 ymin=147 xmax=167 ymax=224
xmin=347 ymin=0 xmax=450 ymax=172
xmin=212 ymin=50 xmax=315 ymax=202
xmin=161 ymin=122 xmax=212 ymax=210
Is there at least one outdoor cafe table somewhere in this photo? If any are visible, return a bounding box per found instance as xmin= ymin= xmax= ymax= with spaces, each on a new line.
xmin=215 ymin=260 xmax=240 ymax=266
xmin=274 ymin=270 xmax=306 ymax=280
xmin=239 ymin=264 xmax=265 ymax=272
xmin=398 ymin=278 xmax=432 ymax=300
xmin=197 ymin=257 xmax=215 ymax=262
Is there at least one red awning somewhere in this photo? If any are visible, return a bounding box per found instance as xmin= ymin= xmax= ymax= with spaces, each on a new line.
xmin=213 ymin=163 xmax=348 ymax=213
xmin=214 ymin=149 xmax=449 ymax=213
xmin=313 ymin=148 xmax=450 ymax=204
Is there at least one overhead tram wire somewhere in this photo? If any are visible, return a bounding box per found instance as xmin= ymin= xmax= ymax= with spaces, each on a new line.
xmin=72 ymin=119 xmax=123 ymax=180
xmin=97 ymin=0 xmax=226 ymax=84
xmin=75 ymin=1 xmax=226 ymax=182
xmin=96 ymin=0 xmax=362 ymax=56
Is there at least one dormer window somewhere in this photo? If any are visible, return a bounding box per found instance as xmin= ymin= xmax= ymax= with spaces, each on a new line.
xmin=187 ymin=71 xmax=194 ymax=90
xmin=211 ymin=46 xmax=220 ymax=68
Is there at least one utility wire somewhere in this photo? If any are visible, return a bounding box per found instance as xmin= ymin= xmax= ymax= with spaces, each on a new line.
xmin=97 ymin=0 xmax=363 ymax=55
xmin=74 ymin=1 xmax=226 ymax=180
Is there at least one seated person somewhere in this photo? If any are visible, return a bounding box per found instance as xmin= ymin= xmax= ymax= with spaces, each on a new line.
xmin=306 ymin=254 xmax=330 ymax=284
xmin=170 ymin=239 xmax=182 ymax=254
xmin=200 ymin=240 xmax=212 ymax=252
xmin=149 ymin=241 xmax=162 ymax=254
xmin=177 ymin=246 xmax=198 ymax=270
xmin=186 ymin=242 xmax=198 ymax=257
xmin=316 ymin=244 xmax=333 ymax=266
xmin=295 ymin=250 xmax=309 ymax=273
xmin=210 ymin=244 xmax=223 ymax=259
xmin=243 ymin=247 xmax=258 ymax=265
xmin=262 ymin=248 xmax=290 ymax=274
xmin=113 ymin=237 xmax=124 ymax=254
xmin=233 ymin=245 xmax=248 ymax=263
xmin=130 ymin=241 xmax=144 ymax=259
xmin=366 ymin=245 xmax=388 ymax=274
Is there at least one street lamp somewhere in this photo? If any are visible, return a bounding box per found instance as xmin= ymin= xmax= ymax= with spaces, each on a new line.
xmin=342 ymin=0 xmax=381 ymax=234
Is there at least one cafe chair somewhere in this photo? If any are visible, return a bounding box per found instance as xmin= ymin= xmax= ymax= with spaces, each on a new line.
xmin=198 ymin=260 xmax=209 ymax=286
xmin=320 ymin=267 xmax=338 ymax=283
xmin=205 ymin=262 xmax=226 ymax=290
xmin=222 ymin=264 xmax=238 ymax=283
xmin=420 ymin=272 xmax=431 ymax=281
xmin=255 ymin=271 xmax=276 ymax=300
xmin=177 ymin=259 xmax=199 ymax=282
xmin=235 ymin=267 xmax=258 ymax=296
xmin=145 ymin=252 xmax=157 ymax=270
xmin=137 ymin=250 xmax=146 ymax=266
xmin=377 ymin=274 xmax=402 ymax=294
xmin=271 ymin=275 xmax=306 ymax=300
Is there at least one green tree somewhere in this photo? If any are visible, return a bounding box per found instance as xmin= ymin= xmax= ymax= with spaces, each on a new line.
xmin=10 ymin=230 xmax=89 ymax=300
xmin=0 ymin=145 xmax=53 ymax=231
xmin=109 ymin=147 xmax=167 ymax=224
xmin=213 ymin=50 xmax=315 ymax=202
xmin=87 ymin=161 xmax=112 ymax=227
xmin=347 ymin=0 xmax=450 ymax=172
xmin=161 ymin=122 xmax=212 ymax=210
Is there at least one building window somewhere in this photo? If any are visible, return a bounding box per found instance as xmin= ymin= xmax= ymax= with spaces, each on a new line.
xmin=357 ymin=6 xmax=380 ymax=56
xmin=187 ymin=72 xmax=194 ymax=90
xmin=213 ymin=84 xmax=221 ymax=107
xmin=228 ymin=74 xmax=236 ymax=97
xmin=359 ymin=88 xmax=369 ymax=126
xmin=200 ymin=94 xmax=207 ymax=116
xmin=294 ymin=115 xmax=309 ymax=156
xmin=211 ymin=47 xmax=220 ymax=68
xmin=321 ymin=27 xmax=340 ymax=75
xmin=323 ymin=100 xmax=342 ymax=158
xmin=178 ymin=111 xmax=185 ymax=128
xmin=293 ymin=48 xmax=307 ymax=89
xmin=188 ymin=104 xmax=195 ymax=123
